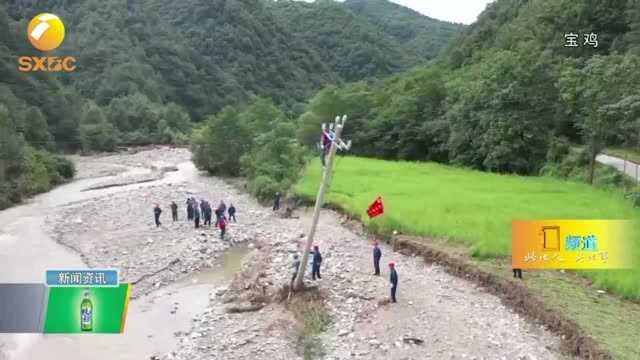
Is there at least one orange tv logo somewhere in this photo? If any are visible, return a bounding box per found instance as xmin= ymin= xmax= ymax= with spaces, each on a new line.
xmin=541 ymin=226 xmax=560 ymax=250
xmin=18 ymin=13 xmax=76 ymax=72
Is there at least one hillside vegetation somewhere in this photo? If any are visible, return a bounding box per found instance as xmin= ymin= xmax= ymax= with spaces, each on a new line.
xmin=269 ymin=0 xmax=462 ymax=81
xmin=344 ymin=0 xmax=462 ymax=61
xmin=296 ymin=0 xmax=640 ymax=182
xmin=0 ymin=0 xmax=460 ymax=208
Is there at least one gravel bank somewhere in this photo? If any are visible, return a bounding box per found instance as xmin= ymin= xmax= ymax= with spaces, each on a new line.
xmin=51 ymin=147 xmax=563 ymax=359
xmin=165 ymin=208 xmax=562 ymax=360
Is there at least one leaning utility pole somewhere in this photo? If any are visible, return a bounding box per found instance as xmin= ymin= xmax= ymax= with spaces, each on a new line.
xmin=294 ymin=115 xmax=349 ymax=290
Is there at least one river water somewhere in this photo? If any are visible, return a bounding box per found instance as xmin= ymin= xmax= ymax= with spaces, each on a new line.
xmin=0 ymin=161 xmax=249 ymax=360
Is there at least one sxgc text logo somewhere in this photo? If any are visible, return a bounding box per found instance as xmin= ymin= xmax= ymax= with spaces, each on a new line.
xmin=18 ymin=13 xmax=76 ymax=72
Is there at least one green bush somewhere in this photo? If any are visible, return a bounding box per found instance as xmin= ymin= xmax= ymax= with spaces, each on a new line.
xmin=0 ymin=182 xmax=17 ymax=209
xmin=54 ymin=156 xmax=76 ymax=180
xmin=190 ymin=107 xmax=252 ymax=176
xmin=250 ymin=175 xmax=281 ymax=201
xmin=546 ymin=138 xmax=570 ymax=163
xmin=244 ymin=122 xmax=306 ymax=199
xmin=122 ymin=130 xmax=151 ymax=146
xmin=627 ymin=190 xmax=640 ymax=207
xmin=80 ymin=121 xmax=119 ymax=152
xmin=174 ymin=132 xmax=191 ymax=146
xmin=0 ymin=146 xmax=76 ymax=209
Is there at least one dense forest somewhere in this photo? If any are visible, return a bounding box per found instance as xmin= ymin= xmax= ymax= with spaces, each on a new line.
xmin=196 ymin=0 xmax=640 ymax=199
xmin=268 ymin=0 xmax=462 ymax=82
xmin=3 ymin=0 xmax=640 ymax=206
xmin=293 ymin=0 xmax=640 ymax=183
xmin=0 ymin=0 xmax=461 ymax=207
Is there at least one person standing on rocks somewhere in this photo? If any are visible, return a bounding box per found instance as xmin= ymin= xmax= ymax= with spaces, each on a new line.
xmin=228 ymin=203 xmax=237 ymax=222
xmin=206 ymin=201 xmax=213 ymax=226
xmin=373 ymin=241 xmax=382 ymax=276
xmin=170 ymin=201 xmax=178 ymax=222
xmin=273 ymin=192 xmax=281 ymax=211
xmin=202 ymin=200 xmax=212 ymax=226
xmin=389 ymin=262 xmax=398 ymax=303
xmin=311 ymin=245 xmax=322 ymax=280
xmin=513 ymin=268 xmax=523 ymax=279
xmin=214 ymin=206 xmax=221 ymax=226
xmin=216 ymin=201 xmax=226 ymax=225
xmin=290 ymin=254 xmax=301 ymax=288
xmin=187 ymin=198 xmax=194 ymax=221
xmin=219 ymin=215 xmax=227 ymax=240
xmin=153 ymin=204 xmax=162 ymax=227
xmin=193 ymin=203 xmax=201 ymax=229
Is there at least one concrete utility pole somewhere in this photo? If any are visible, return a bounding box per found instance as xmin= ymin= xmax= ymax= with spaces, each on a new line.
xmin=294 ymin=115 xmax=348 ymax=290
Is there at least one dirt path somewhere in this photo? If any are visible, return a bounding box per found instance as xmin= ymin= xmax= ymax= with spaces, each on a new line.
xmin=314 ymin=211 xmax=560 ymax=359
xmin=597 ymin=153 xmax=639 ymax=180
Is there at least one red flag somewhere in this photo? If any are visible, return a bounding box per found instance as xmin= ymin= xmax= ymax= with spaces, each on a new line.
xmin=367 ymin=196 xmax=384 ymax=218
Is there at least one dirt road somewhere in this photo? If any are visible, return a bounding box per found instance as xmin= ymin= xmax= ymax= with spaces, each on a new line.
xmin=597 ymin=153 xmax=639 ymax=180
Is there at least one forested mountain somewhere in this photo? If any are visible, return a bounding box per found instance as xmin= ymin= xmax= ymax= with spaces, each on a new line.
xmin=0 ymin=0 xmax=461 ymax=207
xmin=3 ymin=0 xmax=460 ymax=134
xmin=267 ymin=0 xmax=463 ymax=82
xmin=296 ymin=0 xmax=640 ymax=181
xmin=344 ymin=0 xmax=463 ymax=62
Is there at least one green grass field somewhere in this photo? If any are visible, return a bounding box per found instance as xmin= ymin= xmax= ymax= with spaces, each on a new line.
xmin=294 ymin=157 xmax=640 ymax=299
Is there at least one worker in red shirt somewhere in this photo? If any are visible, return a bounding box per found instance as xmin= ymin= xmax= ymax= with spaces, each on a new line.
xmin=219 ymin=215 xmax=227 ymax=240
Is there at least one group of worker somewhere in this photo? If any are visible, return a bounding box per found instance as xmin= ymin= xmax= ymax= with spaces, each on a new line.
xmin=290 ymin=240 xmax=399 ymax=303
xmin=153 ymin=199 xmax=237 ymax=240
xmin=154 ymin=192 xmax=400 ymax=303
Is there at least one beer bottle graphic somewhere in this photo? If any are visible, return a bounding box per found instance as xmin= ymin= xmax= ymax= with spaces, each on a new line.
xmin=80 ymin=289 xmax=93 ymax=331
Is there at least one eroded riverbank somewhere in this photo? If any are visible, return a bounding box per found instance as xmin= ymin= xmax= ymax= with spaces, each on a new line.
xmin=1 ymin=147 xmax=565 ymax=360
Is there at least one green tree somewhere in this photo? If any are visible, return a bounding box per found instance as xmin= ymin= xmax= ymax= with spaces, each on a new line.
xmin=445 ymin=50 xmax=551 ymax=174
xmin=625 ymin=0 xmax=640 ymax=54
xmin=24 ymin=107 xmax=54 ymax=150
xmin=559 ymin=55 xmax=640 ymax=183
xmin=238 ymin=98 xmax=284 ymax=135
xmin=80 ymin=103 xmax=119 ymax=152
xmin=296 ymin=83 xmax=373 ymax=151
xmin=191 ymin=107 xmax=252 ymax=176
xmin=164 ymin=103 xmax=192 ymax=134
xmin=16 ymin=146 xmax=51 ymax=196
xmin=243 ymin=121 xmax=306 ymax=199
xmin=0 ymin=105 xmax=24 ymax=181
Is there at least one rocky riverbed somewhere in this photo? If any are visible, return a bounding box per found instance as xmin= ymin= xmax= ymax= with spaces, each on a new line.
xmin=47 ymin=147 xmax=564 ymax=359
xmin=163 ymin=209 xmax=563 ymax=360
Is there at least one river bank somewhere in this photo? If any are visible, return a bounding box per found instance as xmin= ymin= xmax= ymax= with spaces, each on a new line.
xmin=0 ymin=147 xmax=256 ymax=359
xmin=1 ymin=147 xmax=564 ymax=359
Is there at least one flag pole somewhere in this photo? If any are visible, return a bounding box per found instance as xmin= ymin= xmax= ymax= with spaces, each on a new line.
xmin=294 ymin=115 xmax=347 ymax=291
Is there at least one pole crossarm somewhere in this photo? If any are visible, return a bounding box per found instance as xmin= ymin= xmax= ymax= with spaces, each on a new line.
xmin=322 ymin=129 xmax=352 ymax=151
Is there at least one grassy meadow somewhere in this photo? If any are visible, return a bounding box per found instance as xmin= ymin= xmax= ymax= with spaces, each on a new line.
xmin=294 ymin=157 xmax=640 ymax=299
